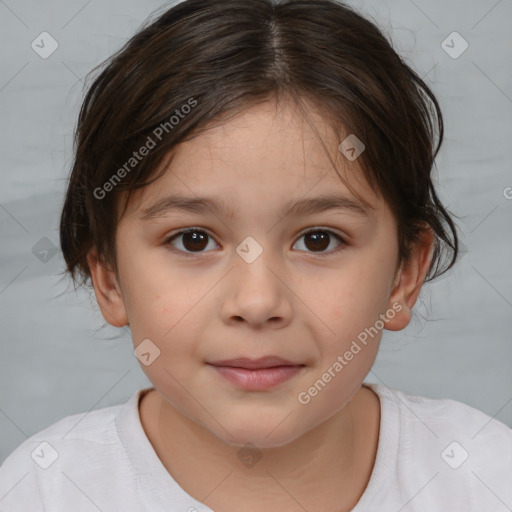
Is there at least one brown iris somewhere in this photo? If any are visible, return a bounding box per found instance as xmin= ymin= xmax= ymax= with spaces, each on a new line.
xmin=303 ymin=231 xmax=330 ymax=252
xmin=181 ymin=230 xmax=209 ymax=252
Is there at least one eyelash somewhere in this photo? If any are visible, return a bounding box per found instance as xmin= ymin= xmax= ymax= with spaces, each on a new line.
xmin=164 ymin=227 xmax=347 ymax=258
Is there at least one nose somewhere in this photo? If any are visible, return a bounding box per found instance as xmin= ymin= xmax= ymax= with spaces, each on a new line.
xmin=220 ymin=251 xmax=293 ymax=329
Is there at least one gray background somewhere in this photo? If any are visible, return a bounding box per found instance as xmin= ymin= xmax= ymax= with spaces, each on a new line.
xmin=1 ymin=0 xmax=511 ymax=465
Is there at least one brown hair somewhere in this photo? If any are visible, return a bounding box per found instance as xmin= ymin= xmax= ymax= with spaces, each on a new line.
xmin=59 ymin=0 xmax=459 ymax=290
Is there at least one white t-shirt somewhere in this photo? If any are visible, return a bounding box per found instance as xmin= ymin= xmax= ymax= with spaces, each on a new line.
xmin=1 ymin=383 xmax=511 ymax=511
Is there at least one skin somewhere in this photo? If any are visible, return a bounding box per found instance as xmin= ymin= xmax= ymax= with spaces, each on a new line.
xmin=87 ymin=98 xmax=434 ymax=512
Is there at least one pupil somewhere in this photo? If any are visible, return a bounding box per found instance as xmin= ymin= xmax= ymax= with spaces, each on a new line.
xmin=306 ymin=231 xmax=329 ymax=251
xmin=184 ymin=231 xmax=207 ymax=251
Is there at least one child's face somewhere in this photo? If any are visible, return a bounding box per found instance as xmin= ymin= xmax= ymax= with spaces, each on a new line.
xmin=91 ymin=99 xmax=424 ymax=448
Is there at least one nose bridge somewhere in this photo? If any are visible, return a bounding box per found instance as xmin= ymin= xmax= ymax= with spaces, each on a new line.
xmin=221 ymin=234 xmax=292 ymax=326
xmin=234 ymin=234 xmax=280 ymax=293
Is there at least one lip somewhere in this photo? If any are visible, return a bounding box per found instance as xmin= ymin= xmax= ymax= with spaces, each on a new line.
xmin=208 ymin=356 xmax=301 ymax=370
xmin=207 ymin=357 xmax=305 ymax=391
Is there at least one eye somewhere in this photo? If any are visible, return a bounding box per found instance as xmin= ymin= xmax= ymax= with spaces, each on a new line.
xmin=165 ymin=227 xmax=346 ymax=257
xmin=165 ymin=228 xmax=220 ymax=256
xmin=293 ymin=228 xmax=346 ymax=254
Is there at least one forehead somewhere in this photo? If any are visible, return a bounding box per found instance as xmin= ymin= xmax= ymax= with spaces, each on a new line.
xmin=120 ymin=99 xmax=382 ymax=221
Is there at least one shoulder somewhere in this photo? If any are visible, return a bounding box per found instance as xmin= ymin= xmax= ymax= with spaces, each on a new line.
xmin=0 ymin=392 xmax=139 ymax=511
xmin=365 ymin=383 xmax=512 ymax=509
xmin=1 ymin=400 xmax=121 ymax=464
xmin=372 ymin=382 xmax=512 ymax=443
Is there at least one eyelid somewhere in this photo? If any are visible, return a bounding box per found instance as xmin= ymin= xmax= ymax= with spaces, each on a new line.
xmin=166 ymin=226 xmax=217 ymax=239
xmin=296 ymin=226 xmax=346 ymax=241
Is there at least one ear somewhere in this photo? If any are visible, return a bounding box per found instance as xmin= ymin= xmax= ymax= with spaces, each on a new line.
xmin=385 ymin=226 xmax=435 ymax=331
xmin=87 ymin=248 xmax=129 ymax=328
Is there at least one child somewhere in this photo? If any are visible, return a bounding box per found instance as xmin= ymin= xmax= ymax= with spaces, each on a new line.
xmin=1 ymin=0 xmax=511 ymax=510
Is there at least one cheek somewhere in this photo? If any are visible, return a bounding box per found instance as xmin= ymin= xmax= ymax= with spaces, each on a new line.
xmin=315 ymin=263 xmax=393 ymax=330
xmin=131 ymin=292 xmax=205 ymax=395
xmin=302 ymin=253 xmax=394 ymax=365
xmin=117 ymin=245 xmax=219 ymax=365
xmin=119 ymin=249 xmax=190 ymax=327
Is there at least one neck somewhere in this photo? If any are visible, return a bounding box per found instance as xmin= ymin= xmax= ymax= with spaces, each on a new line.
xmin=140 ymin=385 xmax=380 ymax=512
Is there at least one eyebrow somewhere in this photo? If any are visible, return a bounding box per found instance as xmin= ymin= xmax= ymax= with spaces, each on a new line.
xmin=139 ymin=193 xmax=373 ymax=222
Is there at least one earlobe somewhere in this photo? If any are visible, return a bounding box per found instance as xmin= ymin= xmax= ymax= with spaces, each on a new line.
xmin=385 ymin=227 xmax=435 ymax=332
xmin=87 ymin=248 xmax=129 ymax=328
